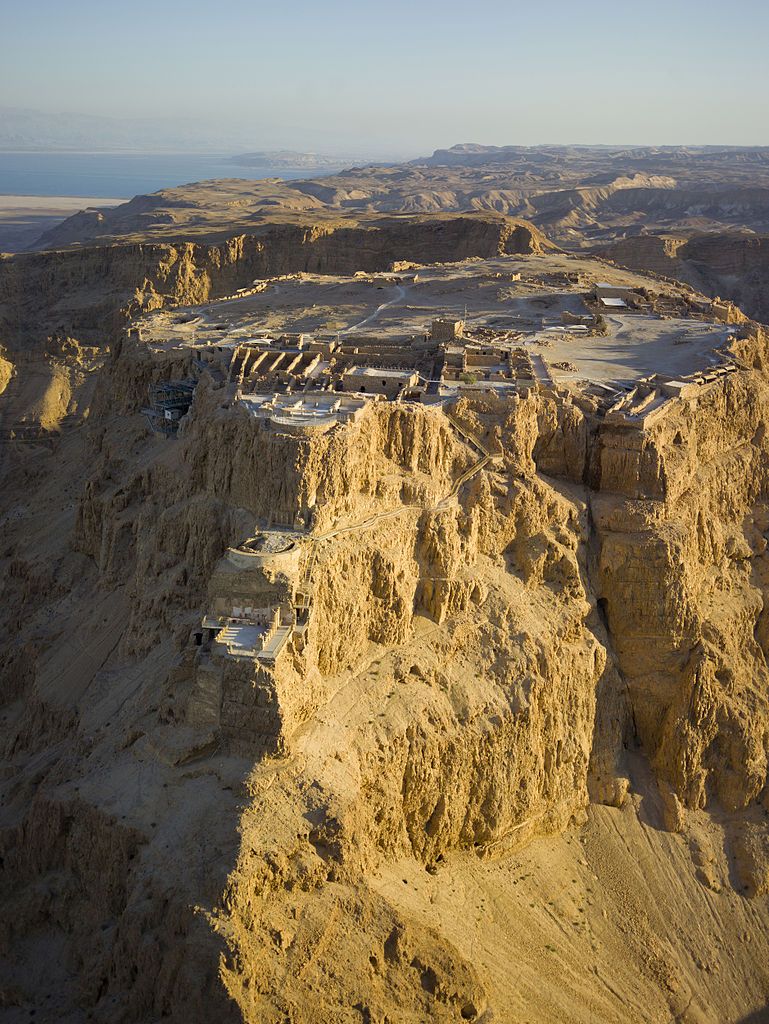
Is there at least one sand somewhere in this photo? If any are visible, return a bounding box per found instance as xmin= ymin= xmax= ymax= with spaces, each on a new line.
xmin=135 ymin=255 xmax=728 ymax=389
xmin=0 ymin=194 xmax=125 ymax=252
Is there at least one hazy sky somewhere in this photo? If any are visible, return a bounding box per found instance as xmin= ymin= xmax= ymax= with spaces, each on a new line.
xmin=3 ymin=0 xmax=769 ymax=155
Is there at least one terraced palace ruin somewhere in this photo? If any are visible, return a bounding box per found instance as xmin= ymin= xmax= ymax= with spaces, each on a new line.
xmin=118 ymin=253 xmax=749 ymax=764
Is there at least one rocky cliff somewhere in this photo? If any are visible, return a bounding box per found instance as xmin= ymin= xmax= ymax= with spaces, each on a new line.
xmin=2 ymin=265 xmax=769 ymax=1022
xmin=602 ymin=232 xmax=769 ymax=324
xmin=0 ymin=213 xmax=547 ymax=448
xmin=0 ymin=215 xmax=548 ymax=348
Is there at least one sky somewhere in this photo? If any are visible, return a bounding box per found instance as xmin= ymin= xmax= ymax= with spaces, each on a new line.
xmin=2 ymin=0 xmax=769 ymax=156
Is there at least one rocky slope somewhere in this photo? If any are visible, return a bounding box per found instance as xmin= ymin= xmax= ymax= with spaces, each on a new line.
xmin=22 ymin=145 xmax=769 ymax=330
xmin=1 ymin=242 xmax=769 ymax=1022
xmin=0 ymin=215 xmax=548 ymax=344
xmin=27 ymin=145 xmax=769 ymax=258
xmin=602 ymin=232 xmax=769 ymax=324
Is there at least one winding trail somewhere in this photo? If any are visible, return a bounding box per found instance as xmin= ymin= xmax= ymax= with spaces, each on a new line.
xmin=300 ymin=413 xmax=496 ymax=590
xmin=339 ymin=285 xmax=408 ymax=335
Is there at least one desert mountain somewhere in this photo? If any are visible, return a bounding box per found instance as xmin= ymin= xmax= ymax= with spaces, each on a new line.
xmin=1 ymin=153 xmax=769 ymax=1022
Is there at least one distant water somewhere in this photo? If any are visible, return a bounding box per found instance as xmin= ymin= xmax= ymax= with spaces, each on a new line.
xmin=0 ymin=152 xmax=318 ymax=199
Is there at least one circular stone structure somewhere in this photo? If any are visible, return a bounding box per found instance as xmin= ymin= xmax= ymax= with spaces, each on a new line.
xmin=225 ymin=530 xmax=303 ymax=571
xmin=268 ymin=413 xmax=337 ymax=434
xmin=239 ymin=532 xmax=296 ymax=555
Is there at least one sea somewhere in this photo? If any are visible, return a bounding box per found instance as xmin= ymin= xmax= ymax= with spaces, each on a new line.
xmin=0 ymin=151 xmax=323 ymax=199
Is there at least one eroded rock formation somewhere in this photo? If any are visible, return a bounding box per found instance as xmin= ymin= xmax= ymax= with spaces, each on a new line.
xmin=2 ymin=249 xmax=769 ymax=1023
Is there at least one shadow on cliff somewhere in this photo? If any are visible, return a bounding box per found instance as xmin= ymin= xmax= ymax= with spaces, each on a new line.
xmin=535 ymin=470 xmax=638 ymax=815
xmin=625 ymin=749 xmax=672 ymax=832
xmin=737 ymin=1006 xmax=769 ymax=1024
xmin=0 ymin=622 xmax=249 ymax=1021
xmin=539 ymin=469 xmax=673 ymax=833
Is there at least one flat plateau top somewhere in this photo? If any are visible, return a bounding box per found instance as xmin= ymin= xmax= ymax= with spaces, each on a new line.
xmin=133 ymin=253 xmax=731 ymax=390
xmin=531 ymin=314 xmax=730 ymax=386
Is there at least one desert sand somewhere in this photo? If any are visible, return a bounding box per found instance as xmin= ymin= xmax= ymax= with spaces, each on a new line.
xmin=0 ymin=194 xmax=124 ymax=252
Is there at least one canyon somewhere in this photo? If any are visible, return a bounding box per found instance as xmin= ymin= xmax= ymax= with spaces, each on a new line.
xmin=0 ymin=189 xmax=769 ymax=1024
xmin=18 ymin=143 xmax=769 ymax=331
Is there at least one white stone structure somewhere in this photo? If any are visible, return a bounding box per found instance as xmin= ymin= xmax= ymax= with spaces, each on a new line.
xmin=239 ymin=393 xmax=373 ymax=433
xmin=341 ymin=366 xmax=419 ymax=398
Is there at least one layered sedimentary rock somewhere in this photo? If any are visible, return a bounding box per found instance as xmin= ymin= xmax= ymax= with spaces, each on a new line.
xmin=27 ymin=145 xmax=769 ymax=256
xmin=0 ymin=215 xmax=549 ymax=344
xmin=594 ymin=371 xmax=769 ymax=824
xmin=2 ymin=261 xmax=769 ymax=1022
xmin=602 ymin=231 xmax=769 ymax=323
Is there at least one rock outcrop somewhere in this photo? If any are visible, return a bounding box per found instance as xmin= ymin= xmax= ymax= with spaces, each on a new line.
xmin=602 ymin=232 xmax=769 ymax=324
xmin=2 ymin=251 xmax=769 ymax=1022
xmin=0 ymin=215 xmax=549 ymax=345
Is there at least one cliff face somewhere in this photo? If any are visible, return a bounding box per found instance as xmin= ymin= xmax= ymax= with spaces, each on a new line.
xmin=28 ymin=146 xmax=769 ymax=255
xmin=595 ymin=373 xmax=769 ymax=824
xmin=181 ymin=387 xmax=469 ymax=534
xmin=3 ymin=292 xmax=769 ymax=1019
xmin=0 ymin=213 xmax=547 ymax=447
xmin=1 ymin=334 xmax=611 ymax=1019
xmin=602 ymin=232 xmax=769 ymax=324
xmin=0 ymin=216 xmax=549 ymax=345
xmin=202 ymin=360 xmax=769 ymax=1022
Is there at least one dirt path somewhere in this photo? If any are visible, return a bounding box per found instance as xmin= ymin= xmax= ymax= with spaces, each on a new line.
xmin=339 ymin=284 xmax=408 ymax=335
xmin=303 ymin=416 xmax=495 ymax=589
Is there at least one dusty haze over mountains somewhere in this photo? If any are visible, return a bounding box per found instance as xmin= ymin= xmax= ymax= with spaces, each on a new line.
xmin=4 ymin=0 xmax=769 ymax=150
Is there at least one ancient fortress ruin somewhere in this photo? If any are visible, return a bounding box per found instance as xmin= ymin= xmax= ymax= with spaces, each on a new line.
xmin=5 ymin=217 xmax=769 ymax=1023
xmin=127 ymin=257 xmax=747 ymax=757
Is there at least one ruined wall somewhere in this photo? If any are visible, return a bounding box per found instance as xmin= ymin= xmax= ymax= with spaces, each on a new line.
xmin=603 ymin=231 xmax=769 ymax=324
